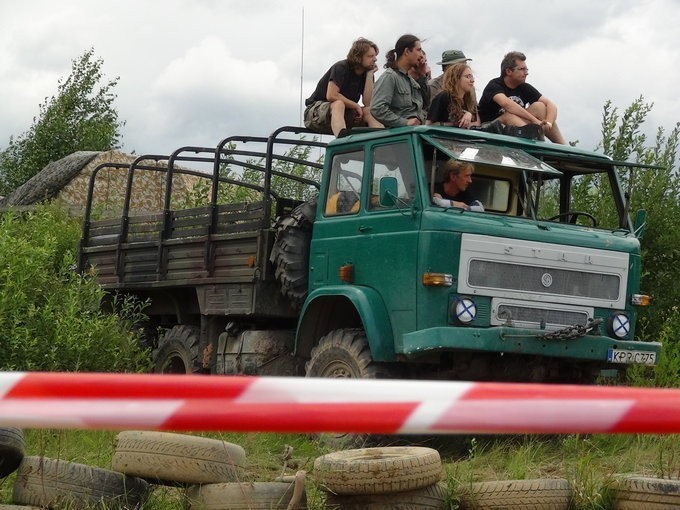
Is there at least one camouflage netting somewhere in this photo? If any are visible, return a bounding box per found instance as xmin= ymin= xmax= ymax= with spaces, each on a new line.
xmin=0 ymin=151 xmax=201 ymax=213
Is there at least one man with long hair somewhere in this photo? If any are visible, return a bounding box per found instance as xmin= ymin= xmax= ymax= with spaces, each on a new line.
xmin=304 ymin=37 xmax=384 ymax=138
xmin=370 ymin=34 xmax=427 ymax=127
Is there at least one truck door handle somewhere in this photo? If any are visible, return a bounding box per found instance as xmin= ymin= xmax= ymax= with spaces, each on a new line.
xmin=358 ymin=225 xmax=373 ymax=233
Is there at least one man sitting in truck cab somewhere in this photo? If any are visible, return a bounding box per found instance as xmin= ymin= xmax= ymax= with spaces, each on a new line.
xmin=432 ymin=160 xmax=484 ymax=211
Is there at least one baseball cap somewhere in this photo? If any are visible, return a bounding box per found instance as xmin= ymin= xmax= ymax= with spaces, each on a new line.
xmin=436 ymin=49 xmax=471 ymax=66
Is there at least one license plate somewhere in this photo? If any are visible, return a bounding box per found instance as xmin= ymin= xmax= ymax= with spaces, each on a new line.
xmin=607 ymin=349 xmax=657 ymax=365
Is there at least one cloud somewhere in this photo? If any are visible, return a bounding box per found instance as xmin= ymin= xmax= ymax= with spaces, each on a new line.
xmin=122 ymin=37 xmax=300 ymax=154
xmin=0 ymin=0 xmax=677 ymax=158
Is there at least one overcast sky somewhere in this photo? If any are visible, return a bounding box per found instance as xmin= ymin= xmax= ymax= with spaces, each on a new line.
xmin=0 ymin=0 xmax=678 ymax=158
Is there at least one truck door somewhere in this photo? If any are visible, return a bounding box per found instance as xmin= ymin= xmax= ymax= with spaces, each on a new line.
xmin=312 ymin=140 xmax=421 ymax=353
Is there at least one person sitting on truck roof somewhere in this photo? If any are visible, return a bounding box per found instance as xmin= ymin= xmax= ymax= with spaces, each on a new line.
xmin=478 ymin=51 xmax=566 ymax=144
xmin=304 ymin=37 xmax=384 ymax=138
xmin=370 ymin=34 xmax=427 ymax=127
xmin=428 ymin=49 xmax=471 ymax=100
xmin=426 ymin=62 xmax=481 ymax=129
xmin=432 ymin=160 xmax=484 ymax=211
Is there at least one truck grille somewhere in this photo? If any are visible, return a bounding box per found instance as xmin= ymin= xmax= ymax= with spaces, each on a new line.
xmin=496 ymin=303 xmax=589 ymax=329
xmin=457 ymin=233 xmax=629 ymax=311
xmin=469 ymin=260 xmax=620 ymax=301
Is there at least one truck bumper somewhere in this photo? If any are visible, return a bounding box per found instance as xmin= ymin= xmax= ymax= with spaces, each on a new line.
xmin=399 ymin=326 xmax=661 ymax=364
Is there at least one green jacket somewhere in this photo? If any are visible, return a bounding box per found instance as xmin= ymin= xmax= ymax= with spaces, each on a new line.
xmin=370 ymin=67 xmax=425 ymax=127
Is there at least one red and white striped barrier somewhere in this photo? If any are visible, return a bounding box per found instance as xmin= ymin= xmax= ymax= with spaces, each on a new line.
xmin=0 ymin=372 xmax=679 ymax=434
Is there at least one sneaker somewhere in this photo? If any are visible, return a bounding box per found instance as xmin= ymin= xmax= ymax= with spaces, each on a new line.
xmin=480 ymin=119 xmax=505 ymax=134
xmin=336 ymin=128 xmax=350 ymax=138
xmin=505 ymin=124 xmax=545 ymax=141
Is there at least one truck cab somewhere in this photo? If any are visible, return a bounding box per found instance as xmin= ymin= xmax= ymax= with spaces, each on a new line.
xmin=298 ymin=125 xmax=659 ymax=382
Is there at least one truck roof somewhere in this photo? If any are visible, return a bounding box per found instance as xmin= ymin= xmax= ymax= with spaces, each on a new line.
xmin=328 ymin=125 xmax=615 ymax=166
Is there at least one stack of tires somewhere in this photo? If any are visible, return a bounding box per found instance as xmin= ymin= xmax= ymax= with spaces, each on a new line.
xmin=0 ymin=427 xmax=147 ymax=509
xmin=313 ymin=446 xmax=447 ymax=509
xmin=111 ymin=431 xmax=305 ymax=510
xmin=1 ymin=429 xmax=306 ymax=510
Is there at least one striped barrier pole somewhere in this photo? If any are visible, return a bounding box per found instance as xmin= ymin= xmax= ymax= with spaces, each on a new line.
xmin=0 ymin=372 xmax=679 ymax=434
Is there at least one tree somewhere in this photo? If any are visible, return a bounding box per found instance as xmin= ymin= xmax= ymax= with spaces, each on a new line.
xmin=593 ymin=96 xmax=680 ymax=386
xmin=596 ymin=97 xmax=680 ymax=319
xmin=0 ymin=48 xmax=124 ymax=194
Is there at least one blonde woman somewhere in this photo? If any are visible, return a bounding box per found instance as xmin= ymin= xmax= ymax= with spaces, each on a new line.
xmin=426 ymin=62 xmax=480 ymax=129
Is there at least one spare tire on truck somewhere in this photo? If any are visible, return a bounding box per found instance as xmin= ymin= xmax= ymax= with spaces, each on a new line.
xmin=269 ymin=198 xmax=316 ymax=309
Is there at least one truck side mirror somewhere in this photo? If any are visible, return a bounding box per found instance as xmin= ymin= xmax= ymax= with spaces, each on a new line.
xmin=379 ymin=176 xmax=398 ymax=207
xmin=633 ymin=209 xmax=647 ymax=239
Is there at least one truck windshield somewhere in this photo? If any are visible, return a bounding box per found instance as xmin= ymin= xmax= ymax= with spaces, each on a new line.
xmin=423 ymin=136 xmax=561 ymax=175
xmin=421 ymin=135 xmax=633 ymax=230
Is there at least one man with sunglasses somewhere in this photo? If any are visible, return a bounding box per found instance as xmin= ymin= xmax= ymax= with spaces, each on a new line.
xmin=478 ymin=51 xmax=566 ymax=144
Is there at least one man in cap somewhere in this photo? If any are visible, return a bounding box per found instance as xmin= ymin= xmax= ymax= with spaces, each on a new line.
xmin=428 ymin=49 xmax=471 ymax=100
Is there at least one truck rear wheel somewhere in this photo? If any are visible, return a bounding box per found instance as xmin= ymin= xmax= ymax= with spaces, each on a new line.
xmin=153 ymin=325 xmax=201 ymax=374
xmin=270 ymin=198 xmax=316 ymax=309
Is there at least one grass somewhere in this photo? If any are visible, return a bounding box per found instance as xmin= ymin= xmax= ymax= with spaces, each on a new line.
xmin=1 ymin=430 xmax=679 ymax=509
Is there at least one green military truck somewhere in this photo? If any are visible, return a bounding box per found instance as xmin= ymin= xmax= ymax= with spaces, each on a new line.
xmin=77 ymin=125 xmax=660 ymax=383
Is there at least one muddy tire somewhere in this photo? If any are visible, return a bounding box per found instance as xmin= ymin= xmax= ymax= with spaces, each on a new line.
xmin=111 ymin=431 xmax=245 ymax=485
xmin=306 ymin=328 xmax=390 ymax=379
xmin=458 ymin=478 xmax=571 ymax=509
xmin=270 ymin=198 xmax=316 ymax=308
xmin=12 ymin=456 xmax=148 ymax=510
xmin=614 ymin=475 xmax=680 ymax=509
xmin=313 ymin=446 xmax=442 ymax=495
xmin=325 ymin=481 xmax=448 ymax=509
xmin=306 ymin=328 xmax=401 ymax=448
xmin=153 ymin=324 xmax=201 ymax=374
xmin=186 ymin=481 xmax=304 ymax=509
xmin=0 ymin=428 xmax=24 ymax=478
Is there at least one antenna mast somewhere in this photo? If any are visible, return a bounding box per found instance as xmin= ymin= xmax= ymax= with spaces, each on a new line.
xmin=299 ymin=8 xmax=305 ymax=125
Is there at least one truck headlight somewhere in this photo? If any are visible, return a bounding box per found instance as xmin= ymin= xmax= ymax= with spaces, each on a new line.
xmin=452 ymin=297 xmax=477 ymax=324
xmin=608 ymin=312 xmax=631 ymax=339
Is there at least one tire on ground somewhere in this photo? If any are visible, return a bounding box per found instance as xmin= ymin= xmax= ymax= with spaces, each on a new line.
xmin=269 ymin=198 xmax=316 ymax=308
xmin=0 ymin=428 xmax=24 ymax=478
xmin=457 ymin=478 xmax=572 ymax=510
xmin=12 ymin=456 xmax=148 ymax=510
xmin=325 ymin=481 xmax=448 ymax=509
xmin=186 ymin=481 xmax=304 ymax=510
xmin=313 ymin=446 xmax=442 ymax=495
xmin=614 ymin=475 xmax=680 ymax=509
xmin=153 ymin=324 xmax=201 ymax=374
xmin=111 ymin=430 xmax=246 ymax=485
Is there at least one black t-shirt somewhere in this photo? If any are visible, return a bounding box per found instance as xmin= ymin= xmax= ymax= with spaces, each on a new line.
xmin=427 ymin=92 xmax=478 ymax=125
xmin=427 ymin=92 xmax=454 ymax=124
xmin=434 ymin=182 xmax=476 ymax=205
xmin=478 ymin=77 xmax=542 ymax=122
xmin=305 ymin=60 xmax=367 ymax=106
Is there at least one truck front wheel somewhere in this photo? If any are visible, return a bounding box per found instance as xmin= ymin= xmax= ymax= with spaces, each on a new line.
xmin=306 ymin=329 xmax=400 ymax=447
xmin=153 ymin=325 xmax=201 ymax=374
xmin=306 ymin=328 xmax=390 ymax=379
